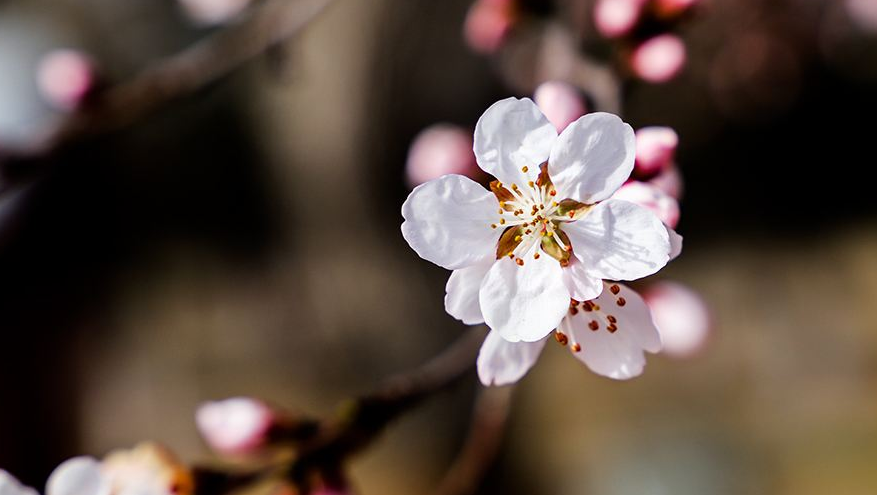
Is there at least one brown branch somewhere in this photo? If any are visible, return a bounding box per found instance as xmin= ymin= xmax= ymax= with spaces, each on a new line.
xmin=431 ymin=385 xmax=514 ymax=495
xmin=5 ymin=0 xmax=335 ymax=159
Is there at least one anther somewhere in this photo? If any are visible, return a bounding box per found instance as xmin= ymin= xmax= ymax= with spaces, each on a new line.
xmin=588 ymin=320 xmax=599 ymax=331
xmin=571 ymin=343 xmax=582 ymax=353
xmin=552 ymin=201 xmax=558 ymax=207
xmin=500 ymin=219 xmax=506 ymax=225
xmin=499 ymin=201 xmax=506 ymax=207
xmin=514 ymin=235 xmax=522 ymax=242
xmin=546 ymin=231 xmax=554 ymax=237
xmin=570 ymin=300 xmax=580 ymax=307
xmin=610 ymin=284 xmax=620 ymax=295
xmin=607 ymin=315 xmax=617 ymax=323
xmin=522 ymin=166 xmax=529 ymax=173
xmin=498 ymin=209 xmax=503 ymax=214
xmin=582 ymin=301 xmax=593 ymax=312
xmin=554 ymin=332 xmax=569 ymax=345
xmin=607 ymin=323 xmax=618 ymax=333
xmin=534 ymin=252 xmax=541 ymax=259
xmin=568 ymin=211 xmax=575 ymax=219
xmin=549 ymin=190 xmax=557 ymax=196
xmin=490 ymin=224 xmax=497 ymax=229
xmin=592 ymin=304 xmax=600 ymax=311
xmin=511 ymin=183 xmax=519 ymax=191
xmin=569 ymin=306 xmax=578 ymax=315
xmin=528 ymin=181 xmax=535 ymax=188
xmin=515 ymin=258 xmax=524 ymax=266
xmin=616 ymin=297 xmax=626 ymax=307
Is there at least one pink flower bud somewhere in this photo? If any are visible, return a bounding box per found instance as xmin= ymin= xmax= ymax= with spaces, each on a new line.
xmin=630 ymin=34 xmax=687 ymax=83
xmin=846 ymin=0 xmax=877 ymax=32
xmin=36 ymin=50 xmax=96 ymax=111
xmin=649 ymin=164 xmax=684 ymax=199
xmin=533 ymin=81 xmax=587 ymax=133
xmin=464 ymin=0 xmax=515 ymax=54
xmin=642 ymin=281 xmax=711 ymax=358
xmin=594 ymin=0 xmax=646 ymax=38
xmin=654 ymin=0 xmax=701 ymax=18
xmin=612 ymin=181 xmax=680 ymax=228
xmin=179 ymin=0 xmax=251 ymax=26
xmin=196 ymin=397 xmax=274 ymax=455
xmin=635 ymin=126 xmax=678 ymax=177
xmin=405 ymin=124 xmax=478 ymax=188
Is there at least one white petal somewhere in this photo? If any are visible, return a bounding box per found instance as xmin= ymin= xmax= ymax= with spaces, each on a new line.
xmin=565 ymin=199 xmax=670 ymax=281
xmin=548 ymin=112 xmax=636 ymax=203
xmin=566 ymin=282 xmax=661 ymax=380
xmin=667 ymin=227 xmax=682 ymax=261
xmin=401 ymin=174 xmax=500 ymax=270
xmin=562 ymin=257 xmax=604 ymax=301
xmin=477 ymin=330 xmax=547 ymax=386
xmin=445 ymin=261 xmax=493 ymax=325
xmin=0 ymin=471 xmax=38 ymax=495
xmin=473 ymin=97 xmax=557 ymax=186
xmin=46 ymin=457 xmax=110 ymax=495
xmin=479 ymin=252 xmax=570 ymax=342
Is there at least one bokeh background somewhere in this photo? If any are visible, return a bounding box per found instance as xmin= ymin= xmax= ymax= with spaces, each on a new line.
xmin=1 ymin=0 xmax=877 ymax=493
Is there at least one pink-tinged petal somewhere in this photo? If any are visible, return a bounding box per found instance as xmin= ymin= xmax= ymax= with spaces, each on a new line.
xmin=565 ymin=199 xmax=670 ymax=281
xmin=594 ymin=0 xmax=646 ymax=38
xmin=0 ymin=471 xmax=39 ymax=495
xmin=548 ymin=112 xmax=636 ymax=204
xmin=612 ymin=181 xmax=680 ymax=228
xmin=196 ymin=397 xmax=274 ymax=455
xmin=36 ymin=49 xmax=96 ymax=111
xmin=562 ymin=257 xmax=604 ymax=301
xmin=402 ymin=174 xmax=500 ymax=270
xmin=846 ymin=0 xmax=877 ymax=32
xmin=533 ymin=81 xmax=587 ymax=133
xmin=631 ymin=34 xmax=687 ymax=83
xmin=46 ymin=457 xmax=109 ymax=495
xmin=635 ymin=126 xmax=678 ymax=177
xmin=445 ymin=261 xmax=493 ymax=325
xmin=479 ymin=253 xmax=569 ymax=342
xmin=667 ymin=227 xmax=682 ymax=261
xmin=464 ymin=0 xmax=514 ymax=54
xmin=179 ymin=0 xmax=251 ymax=25
xmin=406 ymin=124 xmax=477 ymax=188
xmin=473 ymin=97 xmax=557 ymax=187
xmin=649 ymin=164 xmax=684 ymax=199
xmin=642 ymin=281 xmax=711 ymax=358
xmin=477 ymin=330 xmax=547 ymax=386
xmin=565 ymin=282 xmax=660 ymax=379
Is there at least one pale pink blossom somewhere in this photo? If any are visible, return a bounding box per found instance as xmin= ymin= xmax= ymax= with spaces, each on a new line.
xmin=649 ymin=164 xmax=683 ymax=199
xmin=36 ymin=49 xmax=96 ymax=111
xmin=631 ymin=34 xmax=687 ymax=83
xmin=179 ymin=0 xmax=251 ymax=26
xmin=533 ymin=81 xmax=587 ymax=133
xmin=594 ymin=0 xmax=646 ymax=38
xmin=612 ymin=181 xmax=680 ymax=229
xmin=402 ymin=97 xmax=671 ymax=343
xmin=405 ymin=124 xmax=477 ymax=188
xmin=846 ymin=0 xmax=877 ymax=32
xmin=642 ymin=281 xmax=710 ymax=357
xmin=635 ymin=126 xmax=678 ymax=177
xmin=196 ymin=397 xmax=274 ymax=455
xmin=464 ymin=0 xmax=515 ymax=54
xmin=477 ymin=281 xmax=662 ymax=383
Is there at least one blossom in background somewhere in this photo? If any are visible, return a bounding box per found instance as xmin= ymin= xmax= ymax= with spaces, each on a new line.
xmin=845 ymin=0 xmax=877 ymax=32
xmin=464 ymin=0 xmax=517 ymax=54
xmin=405 ymin=124 xmax=479 ymax=188
xmin=533 ymin=81 xmax=587 ymax=133
xmin=634 ymin=126 xmax=678 ymax=178
xmin=402 ymin=97 xmax=671 ymax=343
xmin=631 ymin=34 xmax=687 ymax=83
xmin=477 ymin=281 xmax=662 ymax=383
xmin=178 ymin=0 xmax=251 ymax=26
xmin=642 ymin=281 xmax=711 ymax=357
xmin=613 ymin=180 xmax=680 ymax=229
xmin=594 ymin=0 xmax=647 ymax=38
xmin=0 ymin=444 xmax=191 ymax=495
xmin=36 ymin=49 xmax=96 ymax=111
xmin=196 ymin=397 xmax=275 ymax=455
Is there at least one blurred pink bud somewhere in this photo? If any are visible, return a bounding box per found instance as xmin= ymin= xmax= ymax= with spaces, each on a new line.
xmin=654 ymin=0 xmax=701 ymax=18
xmin=846 ymin=0 xmax=877 ymax=31
xmin=464 ymin=0 xmax=515 ymax=54
xmin=649 ymin=164 xmax=683 ymax=199
xmin=406 ymin=124 xmax=478 ymax=188
xmin=642 ymin=281 xmax=711 ymax=358
xmin=630 ymin=34 xmax=687 ymax=83
xmin=612 ymin=181 xmax=680 ymax=228
xmin=594 ymin=0 xmax=646 ymax=38
xmin=36 ymin=50 xmax=96 ymax=111
xmin=635 ymin=126 xmax=678 ymax=177
xmin=196 ymin=397 xmax=274 ymax=455
xmin=179 ymin=0 xmax=251 ymax=26
xmin=533 ymin=81 xmax=587 ymax=133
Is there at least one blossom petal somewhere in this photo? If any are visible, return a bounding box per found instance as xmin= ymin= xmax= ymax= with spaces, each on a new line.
xmin=667 ymin=227 xmax=682 ymax=261
xmin=562 ymin=257 xmax=604 ymax=301
xmin=479 ymin=251 xmax=570 ymax=342
xmin=477 ymin=330 xmax=547 ymax=386
xmin=401 ymin=174 xmax=500 ymax=270
xmin=565 ymin=282 xmax=661 ymax=379
xmin=473 ymin=97 xmax=557 ymax=186
xmin=548 ymin=112 xmax=636 ymax=203
xmin=445 ymin=261 xmax=493 ymax=325
xmin=0 ymin=471 xmax=39 ymax=495
xmin=46 ymin=457 xmax=110 ymax=495
xmin=565 ymin=199 xmax=670 ymax=281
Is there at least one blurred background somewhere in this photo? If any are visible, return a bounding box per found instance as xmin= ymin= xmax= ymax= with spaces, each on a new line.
xmin=1 ymin=0 xmax=877 ymax=493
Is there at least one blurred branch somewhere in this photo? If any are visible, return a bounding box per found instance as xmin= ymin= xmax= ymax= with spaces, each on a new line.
xmin=5 ymin=0 xmax=335 ymax=160
xmin=431 ymin=385 xmax=514 ymax=495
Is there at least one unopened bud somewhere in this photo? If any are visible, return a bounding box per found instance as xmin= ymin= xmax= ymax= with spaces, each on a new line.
xmin=464 ymin=0 xmax=515 ymax=54
xmin=36 ymin=49 xmax=96 ymax=111
xmin=594 ymin=0 xmax=646 ymax=38
xmin=630 ymin=34 xmax=687 ymax=83
xmin=533 ymin=81 xmax=587 ymax=133
xmin=635 ymin=126 xmax=678 ymax=178
xmin=406 ymin=124 xmax=478 ymax=188
xmin=196 ymin=397 xmax=274 ymax=455
xmin=612 ymin=181 xmax=679 ymax=228
xmin=642 ymin=281 xmax=711 ymax=358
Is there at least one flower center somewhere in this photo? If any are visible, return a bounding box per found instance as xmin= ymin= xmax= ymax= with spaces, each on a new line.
xmin=489 ymin=163 xmax=589 ymax=266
